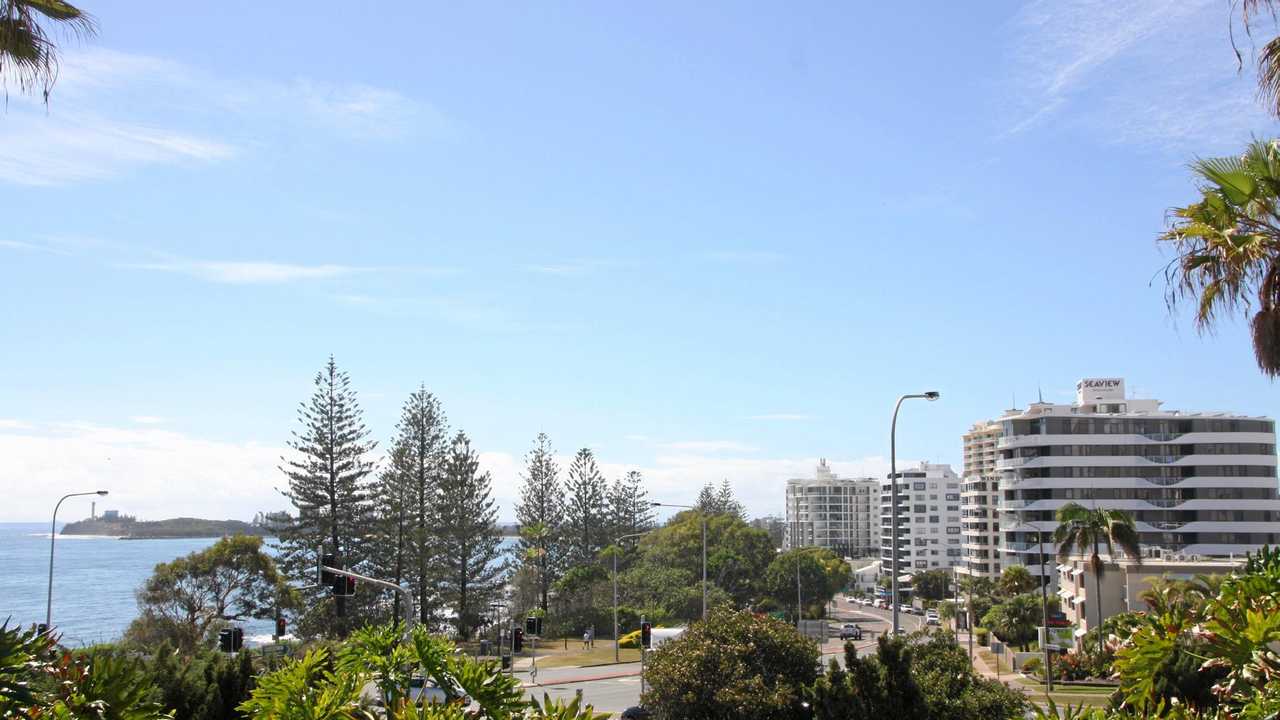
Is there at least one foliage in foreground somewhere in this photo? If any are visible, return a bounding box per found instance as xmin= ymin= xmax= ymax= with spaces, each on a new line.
xmin=808 ymin=632 xmax=1027 ymax=720
xmin=1161 ymin=138 xmax=1280 ymax=376
xmin=1032 ymin=546 xmax=1280 ymax=720
xmin=641 ymin=606 xmax=819 ymax=720
xmin=0 ymin=620 xmax=169 ymax=720
xmin=239 ymin=622 xmax=604 ymax=720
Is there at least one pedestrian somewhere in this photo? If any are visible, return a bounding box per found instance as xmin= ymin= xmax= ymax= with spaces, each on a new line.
xmin=582 ymin=630 xmax=590 ymax=649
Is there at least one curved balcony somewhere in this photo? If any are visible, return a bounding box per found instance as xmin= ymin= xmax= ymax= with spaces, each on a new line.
xmin=1146 ymin=498 xmax=1184 ymax=508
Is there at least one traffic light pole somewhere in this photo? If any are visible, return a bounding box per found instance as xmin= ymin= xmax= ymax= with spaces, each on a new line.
xmin=321 ymin=564 xmax=415 ymax=637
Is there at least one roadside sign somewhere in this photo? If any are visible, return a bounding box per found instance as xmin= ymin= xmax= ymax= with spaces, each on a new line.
xmin=1044 ymin=643 xmax=1061 ymax=651
xmin=991 ymin=641 xmax=1004 ymax=655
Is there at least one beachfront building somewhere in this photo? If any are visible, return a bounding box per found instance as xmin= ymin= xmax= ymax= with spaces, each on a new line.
xmin=1056 ymin=554 xmax=1243 ymax=636
xmin=958 ymin=419 xmax=1003 ymax=582
xmin=783 ymin=460 xmax=879 ymax=557
xmin=999 ymin=378 xmax=1280 ymax=582
xmin=880 ymin=462 xmax=964 ymax=573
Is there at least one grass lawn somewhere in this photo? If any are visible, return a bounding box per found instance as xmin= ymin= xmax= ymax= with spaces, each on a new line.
xmin=518 ymin=641 xmax=642 ymax=669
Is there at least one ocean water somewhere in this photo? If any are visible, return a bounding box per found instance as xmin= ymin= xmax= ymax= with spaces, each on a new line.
xmin=0 ymin=523 xmax=517 ymax=647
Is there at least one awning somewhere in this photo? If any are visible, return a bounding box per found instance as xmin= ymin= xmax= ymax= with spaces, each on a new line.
xmin=1070 ymin=596 xmax=1084 ymax=606
xmin=1071 ymin=567 xmax=1085 ymax=576
xmin=1073 ymin=626 xmax=1088 ymax=637
xmin=1056 ymin=588 xmax=1073 ymax=599
xmin=898 ymin=574 xmax=914 ymax=583
xmin=1056 ymin=564 xmax=1071 ymax=572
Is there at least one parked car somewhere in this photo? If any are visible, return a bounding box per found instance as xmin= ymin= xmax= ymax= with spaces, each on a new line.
xmin=926 ymin=616 xmax=940 ymax=626
xmin=839 ymin=623 xmax=863 ymax=640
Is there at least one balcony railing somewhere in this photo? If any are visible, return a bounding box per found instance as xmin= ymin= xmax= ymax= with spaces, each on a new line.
xmin=1147 ymin=498 xmax=1184 ymax=508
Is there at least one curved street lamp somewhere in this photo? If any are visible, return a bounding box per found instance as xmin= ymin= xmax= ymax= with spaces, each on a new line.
xmin=46 ymin=490 xmax=109 ymax=630
xmin=889 ymin=391 xmax=940 ymax=636
xmin=651 ymin=501 xmax=706 ymax=620
xmin=612 ymin=531 xmax=651 ymax=663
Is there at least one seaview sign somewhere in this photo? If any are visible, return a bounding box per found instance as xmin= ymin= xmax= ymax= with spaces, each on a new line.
xmin=1076 ymin=377 xmax=1125 ymax=403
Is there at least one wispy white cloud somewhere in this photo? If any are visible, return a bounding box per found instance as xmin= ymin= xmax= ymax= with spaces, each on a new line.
xmin=657 ymin=440 xmax=759 ymax=453
xmin=746 ymin=413 xmax=813 ymax=421
xmin=0 ymin=115 xmax=234 ymax=186
xmin=0 ymin=417 xmax=902 ymax=523
xmin=0 ymin=47 xmax=438 ymax=186
xmin=1006 ymin=0 xmax=1275 ymax=151
xmin=0 ymin=421 xmax=287 ymax=522
xmin=0 ymin=239 xmax=73 ymax=255
xmin=129 ymin=416 xmax=167 ymax=425
xmin=523 ymin=259 xmax=618 ymax=276
xmin=701 ymin=250 xmax=785 ymax=264
xmin=125 ymin=259 xmax=365 ymax=284
xmin=478 ymin=449 xmax=903 ymax=521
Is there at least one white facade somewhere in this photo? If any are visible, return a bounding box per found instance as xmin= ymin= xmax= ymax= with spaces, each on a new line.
xmin=958 ymin=420 xmax=1003 ymax=581
xmin=880 ymin=462 xmax=964 ymax=573
xmin=1056 ymin=554 xmax=1243 ymax=634
xmin=999 ymin=378 xmax=1280 ymax=579
xmin=784 ymin=460 xmax=879 ymax=556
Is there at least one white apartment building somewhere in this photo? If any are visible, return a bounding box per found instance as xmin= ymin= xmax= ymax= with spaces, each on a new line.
xmin=958 ymin=420 xmax=1003 ymax=581
xmin=999 ymin=378 xmax=1280 ymax=580
xmin=1056 ymin=554 xmax=1243 ymax=635
xmin=880 ymin=462 xmax=964 ymax=573
xmin=784 ymin=460 xmax=879 ymax=556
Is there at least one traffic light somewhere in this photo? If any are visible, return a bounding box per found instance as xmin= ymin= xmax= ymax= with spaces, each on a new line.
xmin=319 ymin=553 xmax=335 ymax=585
xmin=525 ymin=616 xmax=542 ymax=636
xmin=219 ymin=627 xmax=244 ymax=653
xmin=275 ymin=616 xmax=287 ymax=638
xmin=332 ymin=576 xmax=356 ymax=596
xmin=513 ymin=628 xmax=524 ymax=653
xmin=641 ymin=622 xmax=652 ymax=650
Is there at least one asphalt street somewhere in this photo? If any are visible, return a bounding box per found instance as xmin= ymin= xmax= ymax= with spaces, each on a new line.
xmin=514 ymin=595 xmax=932 ymax=714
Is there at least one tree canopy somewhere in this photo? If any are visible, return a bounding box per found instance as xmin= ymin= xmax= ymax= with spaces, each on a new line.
xmin=126 ymin=535 xmax=291 ymax=651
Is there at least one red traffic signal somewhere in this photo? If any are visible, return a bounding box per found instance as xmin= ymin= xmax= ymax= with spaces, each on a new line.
xmin=513 ymin=628 xmax=524 ymax=653
xmin=275 ymin=617 xmax=286 ymax=637
xmin=641 ymin=622 xmax=652 ymax=649
xmin=332 ymin=577 xmax=356 ymax=596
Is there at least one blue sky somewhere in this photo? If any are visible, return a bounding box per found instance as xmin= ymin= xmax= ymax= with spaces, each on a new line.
xmin=2 ymin=0 xmax=1278 ymax=522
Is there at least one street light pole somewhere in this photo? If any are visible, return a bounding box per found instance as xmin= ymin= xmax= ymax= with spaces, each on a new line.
xmin=613 ymin=531 xmax=649 ymax=663
xmin=651 ymin=502 xmax=706 ymax=619
xmin=47 ymin=490 xmax=108 ymax=630
xmin=1012 ymin=521 xmax=1054 ymax=692
xmin=889 ymin=391 xmax=940 ymax=636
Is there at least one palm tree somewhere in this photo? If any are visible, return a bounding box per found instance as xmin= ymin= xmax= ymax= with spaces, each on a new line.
xmin=1052 ymin=503 xmax=1142 ymax=658
xmin=0 ymin=0 xmax=94 ymax=103
xmin=1160 ymin=138 xmax=1280 ymax=376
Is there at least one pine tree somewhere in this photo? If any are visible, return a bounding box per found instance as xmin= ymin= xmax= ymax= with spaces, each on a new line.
xmin=696 ymin=482 xmax=718 ymax=514
xmin=716 ymin=478 xmax=746 ymax=520
xmin=436 ymin=431 xmax=505 ymax=639
xmin=608 ymin=470 xmax=654 ymax=538
xmin=563 ymin=448 xmax=608 ymax=565
xmin=386 ymin=384 xmax=449 ymax=624
xmin=276 ymin=356 xmax=376 ymax=636
xmin=514 ymin=432 xmax=564 ymax=613
xmin=369 ymin=445 xmax=413 ymax=623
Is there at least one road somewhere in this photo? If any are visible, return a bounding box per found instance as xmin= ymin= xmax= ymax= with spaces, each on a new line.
xmin=515 ymin=596 xmax=935 ymax=713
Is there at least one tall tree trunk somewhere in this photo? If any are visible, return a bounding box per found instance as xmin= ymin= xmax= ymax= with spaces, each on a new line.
xmin=1092 ymin=541 xmax=1103 ymax=659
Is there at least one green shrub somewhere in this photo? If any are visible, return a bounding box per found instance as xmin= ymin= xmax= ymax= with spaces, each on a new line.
xmin=974 ymin=627 xmax=990 ymax=646
xmin=1020 ymin=656 xmax=1043 ymax=679
xmin=643 ymin=606 xmax=818 ymax=720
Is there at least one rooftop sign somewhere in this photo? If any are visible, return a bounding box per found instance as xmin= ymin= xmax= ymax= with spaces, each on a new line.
xmin=1076 ymin=377 xmax=1125 ymax=404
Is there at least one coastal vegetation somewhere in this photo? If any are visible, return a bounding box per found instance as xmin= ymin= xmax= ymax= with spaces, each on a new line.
xmin=61 ymin=516 xmax=268 ymax=539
